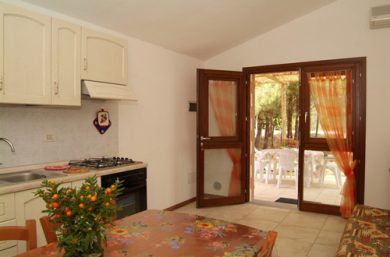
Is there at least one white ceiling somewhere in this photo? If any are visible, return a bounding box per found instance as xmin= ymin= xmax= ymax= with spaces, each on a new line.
xmin=21 ymin=0 xmax=336 ymax=60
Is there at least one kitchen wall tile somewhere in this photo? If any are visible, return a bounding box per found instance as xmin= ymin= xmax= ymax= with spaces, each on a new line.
xmin=0 ymin=100 xmax=119 ymax=168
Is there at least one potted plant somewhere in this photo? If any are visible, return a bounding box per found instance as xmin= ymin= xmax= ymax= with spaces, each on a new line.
xmin=35 ymin=176 xmax=122 ymax=257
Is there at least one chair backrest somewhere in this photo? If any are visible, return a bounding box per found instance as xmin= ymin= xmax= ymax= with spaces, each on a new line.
xmin=0 ymin=219 xmax=37 ymax=250
xmin=278 ymin=149 xmax=297 ymax=170
xmin=39 ymin=216 xmax=59 ymax=244
xmin=258 ymin=230 xmax=278 ymax=257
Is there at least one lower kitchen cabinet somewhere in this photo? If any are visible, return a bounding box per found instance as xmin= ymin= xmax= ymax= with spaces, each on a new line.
xmin=15 ymin=188 xmax=47 ymax=253
xmin=0 ymin=245 xmax=17 ymax=257
xmin=0 ymin=219 xmax=17 ymax=252
xmin=0 ymin=193 xmax=15 ymax=222
xmin=0 ymin=193 xmax=17 ymax=256
xmin=14 ymin=182 xmax=71 ymax=253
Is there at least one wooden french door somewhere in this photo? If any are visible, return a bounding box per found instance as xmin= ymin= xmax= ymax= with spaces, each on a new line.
xmin=243 ymin=57 xmax=366 ymax=215
xmin=298 ymin=58 xmax=366 ymax=215
xmin=196 ymin=69 xmax=248 ymax=208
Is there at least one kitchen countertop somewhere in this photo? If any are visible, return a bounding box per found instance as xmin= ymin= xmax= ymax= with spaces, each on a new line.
xmin=0 ymin=161 xmax=147 ymax=195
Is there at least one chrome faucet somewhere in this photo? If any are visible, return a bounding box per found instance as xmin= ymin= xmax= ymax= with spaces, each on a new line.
xmin=0 ymin=137 xmax=15 ymax=152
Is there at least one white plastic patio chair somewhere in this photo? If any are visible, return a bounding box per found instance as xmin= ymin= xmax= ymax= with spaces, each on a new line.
xmin=277 ymin=149 xmax=298 ymax=189
xmin=254 ymin=149 xmax=271 ymax=183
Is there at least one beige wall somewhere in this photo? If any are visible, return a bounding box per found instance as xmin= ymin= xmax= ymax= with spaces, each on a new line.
xmin=117 ymin=38 xmax=201 ymax=209
xmin=205 ymin=0 xmax=390 ymax=209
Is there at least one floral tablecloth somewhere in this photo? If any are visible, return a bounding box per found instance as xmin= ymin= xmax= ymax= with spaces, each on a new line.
xmin=14 ymin=210 xmax=268 ymax=257
xmin=104 ymin=209 xmax=267 ymax=257
xmin=335 ymin=205 xmax=390 ymax=257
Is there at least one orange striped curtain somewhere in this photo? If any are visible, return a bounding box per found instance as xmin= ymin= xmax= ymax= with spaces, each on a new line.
xmin=309 ymin=71 xmax=356 ymax=218
xmin=209 ymin=80 xmax=241 ymax=196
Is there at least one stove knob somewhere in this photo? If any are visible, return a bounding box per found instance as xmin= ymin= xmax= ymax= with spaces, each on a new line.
xmin=125 ymin=158 xmax=129 ymax=160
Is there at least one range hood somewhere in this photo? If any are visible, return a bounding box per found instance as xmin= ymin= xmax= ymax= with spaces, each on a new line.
xmin=82 ymin=80 xmax=137 ymax=101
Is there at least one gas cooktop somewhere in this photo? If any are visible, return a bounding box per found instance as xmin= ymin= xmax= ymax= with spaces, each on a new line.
xmin=68 ymin=157 xmax=135 ymax=169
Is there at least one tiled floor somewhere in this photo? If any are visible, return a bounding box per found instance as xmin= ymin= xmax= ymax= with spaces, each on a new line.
xmin=175 ymin=202 xmax=346 ymax=257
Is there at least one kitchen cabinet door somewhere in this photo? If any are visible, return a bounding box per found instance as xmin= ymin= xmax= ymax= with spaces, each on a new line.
xmin=0 ymin=193 xmax=15 ymax=222
xmin=15 ymin=189 xmax=47 ymax=253
xmin=15 ymin=182 xmax=71 ymax=253
xmin=0 ymin=245 xmax=17 ymax=257
xmin=0 ymin=219 xmax=17 ymax=252
xmin=51 ymin=19 xmax=81 ymax=106
xmin=0 ymin=3 xmax=51 ymax=104
xmin=81 ymin=28 xmax=128 ymax=85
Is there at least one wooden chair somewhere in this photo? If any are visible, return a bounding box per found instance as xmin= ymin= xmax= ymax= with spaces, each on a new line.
xmin=258 ymin=230 xmax=278 ymax=257
xmin=39 ymin=216 xmax=59 ymax=244
xmin=0 ymin=219 xmax=37 ymax=251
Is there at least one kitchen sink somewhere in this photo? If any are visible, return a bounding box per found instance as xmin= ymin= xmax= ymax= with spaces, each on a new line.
xmin=0 ymin=170 xmax=66 ymax=184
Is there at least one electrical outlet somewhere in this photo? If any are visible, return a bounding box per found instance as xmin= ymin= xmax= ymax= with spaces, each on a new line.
xmin=44 ymin=134 xmax=56 ymax=142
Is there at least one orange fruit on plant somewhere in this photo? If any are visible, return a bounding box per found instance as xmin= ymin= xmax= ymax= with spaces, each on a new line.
xmin=87 ymin=194 xmax=92 ymax=199
xmin=64 ymin=207 xmax=69 ymax=213
xmin=105 ymin=202 xmax=110 ymax=207
xmin=49 ymin=179 xmax=56 ymax=185
xmin=52 ymin=202 xmax=59 ymax=209
xmin=90 ymin=195 xmax=97 ymax=202
xmin=52 ymin=194 xmax=59 ymax=200
xmin=80 ymin=195 xmax=84 ymax=200
xmin=111 ymin=184 xmax=116 ymax=190
xmin=79 ymin=203 xmax=85 ymax=209
xmin=66 ymin=211 xmax=72 ymax=217
xmin=85 ymin=186 xmax=91 ymax=191
xmin=105 ymin=188 xmax=111 ymax=194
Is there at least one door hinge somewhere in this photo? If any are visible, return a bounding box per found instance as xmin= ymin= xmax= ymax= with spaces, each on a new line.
xmin=83 ymin=58 xmax=88 ymax=71
xmin=54 ymin=81 xmax=59 ymax=95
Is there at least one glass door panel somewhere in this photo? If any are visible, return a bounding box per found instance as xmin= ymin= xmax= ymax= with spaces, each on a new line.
xmin=306 ymin=70 xmax=350 ymax=142
xmin=208 ymin=80 xmax=238 ymax=137
xmin=204 ymin=148 xmax=241 ymax=199
xmin=302 ymin=150 xmax=346 ymax=206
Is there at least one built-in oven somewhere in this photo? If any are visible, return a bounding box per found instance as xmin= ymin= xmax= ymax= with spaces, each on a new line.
xmin=101 ymin=168 xmax=147 ymax=219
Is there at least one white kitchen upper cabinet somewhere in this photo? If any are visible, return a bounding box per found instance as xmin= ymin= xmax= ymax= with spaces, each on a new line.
xmin=51 ymin=19 xmax=81 ymax=106
xmin=0 ymin=3 xmax=51 ymax=104
xmin=81 ymin=28 xmax=128 ymax=85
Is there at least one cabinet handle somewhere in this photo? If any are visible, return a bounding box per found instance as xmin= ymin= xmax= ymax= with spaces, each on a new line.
xmin=54 ymin=81 xmax=59 ymax=95
xmin=84 ymin=58 xmax=88 ymax=72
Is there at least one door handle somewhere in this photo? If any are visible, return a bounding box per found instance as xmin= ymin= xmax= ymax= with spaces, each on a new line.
xmin=200 ymin=136 xmax=211 ymax=141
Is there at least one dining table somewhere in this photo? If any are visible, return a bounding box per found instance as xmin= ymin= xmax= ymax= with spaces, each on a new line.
xmin=15 ymin=209 xmax=271 ymax=257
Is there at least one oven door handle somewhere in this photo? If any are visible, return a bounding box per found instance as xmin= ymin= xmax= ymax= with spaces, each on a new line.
xmin=121 ymin=184 xmax=146 ymax=194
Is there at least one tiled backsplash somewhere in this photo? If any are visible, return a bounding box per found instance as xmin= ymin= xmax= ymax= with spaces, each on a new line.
xmin=0 ymin=100 xmax=119 ymax=168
